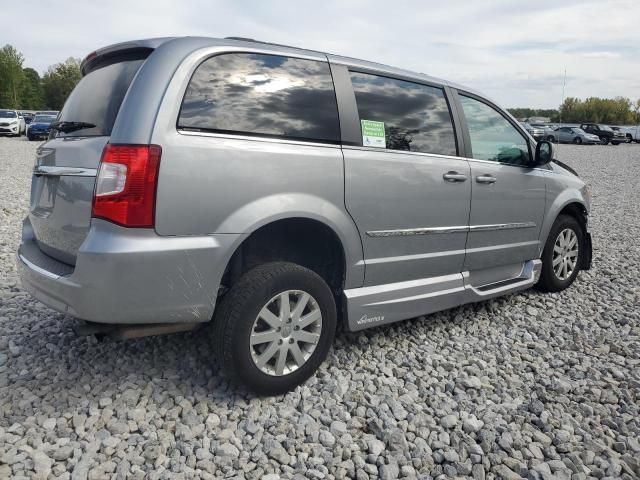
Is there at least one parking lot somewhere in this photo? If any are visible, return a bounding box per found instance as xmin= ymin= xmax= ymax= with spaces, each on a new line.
xmin=0 ymin=136 xmax=638 ymax=479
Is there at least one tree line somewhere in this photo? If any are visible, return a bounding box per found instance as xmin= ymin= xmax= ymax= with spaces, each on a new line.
xmin=0 ymin=44 xmax=81 ymax=111
xmin=509 ymin=97 xmax=640 ymax=125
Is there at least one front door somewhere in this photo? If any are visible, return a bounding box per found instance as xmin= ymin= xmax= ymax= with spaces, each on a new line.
xmin=456 ymin=93 xmax=546 ymax=275
xmin=343 ymin=72 xmax=471 ymax=286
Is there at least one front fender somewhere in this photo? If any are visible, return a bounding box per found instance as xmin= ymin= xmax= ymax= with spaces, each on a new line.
xmin=540 ymin=171 xmax=590 ymax=256
xmin=217 ymin=193 xmax=365 ymax=288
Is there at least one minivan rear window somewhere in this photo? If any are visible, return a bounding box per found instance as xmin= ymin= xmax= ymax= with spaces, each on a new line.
xmin=55 ymin=59 xmax=145 ymax=137
xmin=178 ymin=53 xmax=340 ymax=143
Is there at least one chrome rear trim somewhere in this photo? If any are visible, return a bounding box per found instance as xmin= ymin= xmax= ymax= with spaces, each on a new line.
xmin=33 ymin=166 xmax=98 ymax=177
xmin=18 ymin=252 xmax=61 ymax=280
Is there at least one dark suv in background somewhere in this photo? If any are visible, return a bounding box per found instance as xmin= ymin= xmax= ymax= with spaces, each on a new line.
xmin=580 ymin=124 xmax=626 ymax=145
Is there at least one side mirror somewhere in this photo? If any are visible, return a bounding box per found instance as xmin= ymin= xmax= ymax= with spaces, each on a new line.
xmin=535 ymin=140 xmax=553 ymax=166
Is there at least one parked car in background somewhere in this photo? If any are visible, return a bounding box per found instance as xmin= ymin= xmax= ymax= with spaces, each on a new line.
xmin=19 ymin=111 xmax=35 ymax=125
xmin=531 ymin=123 xmax=558 ymax=141
xmin=520 ymin=122 xmax=545 ymax=140
xmin=0 ymin=109 xmax=26 ymax=136
xmin=27 ymin=114 xmax=57 ymax=141
xmin=35 ymin=110 xmax=59 ymax=117
xmin=548 ymin=126 xmax=600 ymax=145
xmin=17 ymin=36 xmax=593 ymax=394
xmin=580 ymin=124 xmax=625 ymax=145
xmin=611 ymin=126 xmax=638 ymax=143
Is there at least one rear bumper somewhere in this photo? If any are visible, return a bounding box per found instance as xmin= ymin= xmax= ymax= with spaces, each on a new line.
xmin=17 ymin=217 xmax=244 ymax=324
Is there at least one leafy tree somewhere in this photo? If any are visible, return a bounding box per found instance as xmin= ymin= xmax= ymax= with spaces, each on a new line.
xmin=42 ymin=57 xmax=81 ymax=110
xmin=20 ymin=67 xmax=44 ymax=109
xmin=558 ymin=96 xmax=635 ymax=124
xmin=0 ymin=44 xmax=25 ymax=108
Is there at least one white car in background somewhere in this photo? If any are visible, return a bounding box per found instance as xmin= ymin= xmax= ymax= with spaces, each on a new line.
xmin=0 ymin=109 xmax=26 ymax=136
xmin=612 ymin=125 xmax=640 ymax=143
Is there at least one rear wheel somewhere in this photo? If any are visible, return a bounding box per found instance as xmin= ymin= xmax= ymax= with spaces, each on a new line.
xmin=213 ymin=262 xmax=337 ymax=394
xmin=546 ymin=135 xmax=556 ymax=142
xmin=573 ymin=137 xmax=582 ymax=144
xmin=536 ymin=215 xmax=584 ymax=292
xmin=611 ymin=141 xmax=619 ymax=146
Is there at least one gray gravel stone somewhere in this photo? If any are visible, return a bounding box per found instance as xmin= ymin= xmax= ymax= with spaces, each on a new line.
xmin=0 ymin=139 xmax=639 ymax=479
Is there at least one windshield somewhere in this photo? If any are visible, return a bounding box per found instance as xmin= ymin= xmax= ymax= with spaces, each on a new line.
xmin=0 ymin=111 xmax=17 ymax=118
xmin=599 ymin=125 xmax=613 ymax=132
xmin=55 ymin=58 xmax=146 ymax=137
xmin=34 ymin=115 xmax=56 ymax=123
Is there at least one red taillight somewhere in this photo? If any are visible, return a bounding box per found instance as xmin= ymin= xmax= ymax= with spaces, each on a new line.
xmin=92 ymin=144 xmax=161 ymax=228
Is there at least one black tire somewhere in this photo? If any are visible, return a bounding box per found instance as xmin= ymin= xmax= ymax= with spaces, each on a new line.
xmin=626 ymin=134 xmax=633 ymax=143
xmin=546 ymin=135 xmax=556 ymax=142
xmin=27 ymin=135 xmax=34 ymax=141
xmin=573 ymin=137 xmax=582 ymax=144
xmin=536 ymin=215 xmax=584 ymax=293
xmin=611 ymin=141 xmax=619 ymax=146
xmin=599 ymin=136 xmax=609 ymax=145
xmin=213 ymin=262 xmax=337 ymax=395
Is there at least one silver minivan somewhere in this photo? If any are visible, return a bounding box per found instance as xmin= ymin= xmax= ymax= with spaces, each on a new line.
xmin=18 ymin=37 xmax=592 ymax=394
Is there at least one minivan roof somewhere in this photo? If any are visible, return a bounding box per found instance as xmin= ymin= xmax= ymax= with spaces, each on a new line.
xmin=82 ymin=36 xmax=482 ymax=97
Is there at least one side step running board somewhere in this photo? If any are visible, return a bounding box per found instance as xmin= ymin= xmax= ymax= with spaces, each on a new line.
xmin=74 ymin=321 xmax=201 ymax=339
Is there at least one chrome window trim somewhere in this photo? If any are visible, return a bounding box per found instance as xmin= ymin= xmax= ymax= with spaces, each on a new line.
xmin=342 ymin=145 xmax=466 ymax=162
xmin=341 ymin=145 xmax=551 ymax=172
xmin=177 ymin=129 xmax=342 ymax=149
xmin=33 ymin=166 xmax=98 ymax=177
xmin=367 ymin=222 xmax=536 ymax=237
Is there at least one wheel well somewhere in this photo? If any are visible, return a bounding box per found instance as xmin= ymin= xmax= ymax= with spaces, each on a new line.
xmin=221 ymin=218 xmax=346 ymax=295
xmin=558 ymin=202 xmax=588 ymax=231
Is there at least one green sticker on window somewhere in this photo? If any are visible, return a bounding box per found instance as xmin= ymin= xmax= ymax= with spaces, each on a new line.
xmin=361 ymin=120 xmax=386 ymax=148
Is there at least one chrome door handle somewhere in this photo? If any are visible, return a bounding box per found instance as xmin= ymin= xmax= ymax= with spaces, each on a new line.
xmin=443 ymin=171 xmax=468 ymax=182
xmin=476 ymin=174 xmax=497 ymax=184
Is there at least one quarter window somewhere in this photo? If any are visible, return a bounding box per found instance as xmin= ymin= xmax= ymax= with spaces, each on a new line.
xmin=459 ymin=95 xmax=530 ymax=166
xmin=349 ymin=72 xmax=457 ymax=155
xmin=178 ymin=53 xmax=340 ymax=143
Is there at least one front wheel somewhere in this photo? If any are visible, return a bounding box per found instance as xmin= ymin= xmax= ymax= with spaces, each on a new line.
xmin=611 ymin=141 xmax=619 ymax=146
xmin=573 ymin=137 xmax=582 ymax=144
xmin=599 ymin=136 xmax=609 ymax=145
xmin=536 ymin=215 xmax=585 ymax=292
xmin=626 ymin=134 xmax=633 ymax=143
xmin=546 ymin=135 xmax=556 ymax=143
xmin=213 ymin=262 xmax=337 ymax=395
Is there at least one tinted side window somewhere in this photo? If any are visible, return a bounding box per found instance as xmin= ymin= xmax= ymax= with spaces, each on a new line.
xmin=459 ymin=95 xmax=530 ymax=166
xmin=178 ymin=53 xmax=340 ymax=143
xmin=349 ymin=72 xmax=457 ymax=155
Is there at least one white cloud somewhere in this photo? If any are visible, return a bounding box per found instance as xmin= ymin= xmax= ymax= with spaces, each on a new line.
xmin=3 ymin=0 xmax=639 ymax=108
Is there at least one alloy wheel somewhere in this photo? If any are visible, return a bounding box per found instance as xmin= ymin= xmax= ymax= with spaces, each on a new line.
xmin=552 ymin=228 xmax=579 ymax=280
xmin=250 ymin=290 xmax=322 ymax=376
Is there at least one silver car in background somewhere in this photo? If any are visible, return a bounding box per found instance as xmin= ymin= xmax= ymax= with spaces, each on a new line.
xmin=550 ymin=126 xmax=601 ymax=144
xmin=17 ymin=37 xmax=593 ymax=393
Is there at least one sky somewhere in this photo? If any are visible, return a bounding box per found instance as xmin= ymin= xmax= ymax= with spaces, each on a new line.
xmin=4 ymin=0 xmax=639 ymax=108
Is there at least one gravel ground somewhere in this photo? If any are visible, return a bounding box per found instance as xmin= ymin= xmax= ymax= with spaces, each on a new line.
xmin=0 ymin=136 xmax=639 ymax=480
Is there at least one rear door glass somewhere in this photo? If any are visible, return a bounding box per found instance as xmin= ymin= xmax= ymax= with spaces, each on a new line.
xmin=349 ymin=72 xmax=457 ymax=155
xmin=178 ymin=53 xmax=340 ymax=143
xmin=55 ymin=59 xmax=145 ymax=137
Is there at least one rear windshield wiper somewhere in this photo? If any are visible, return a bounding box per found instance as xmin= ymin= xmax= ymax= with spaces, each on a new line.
xmin=50 ymin=121 xmax=96 ymax=133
